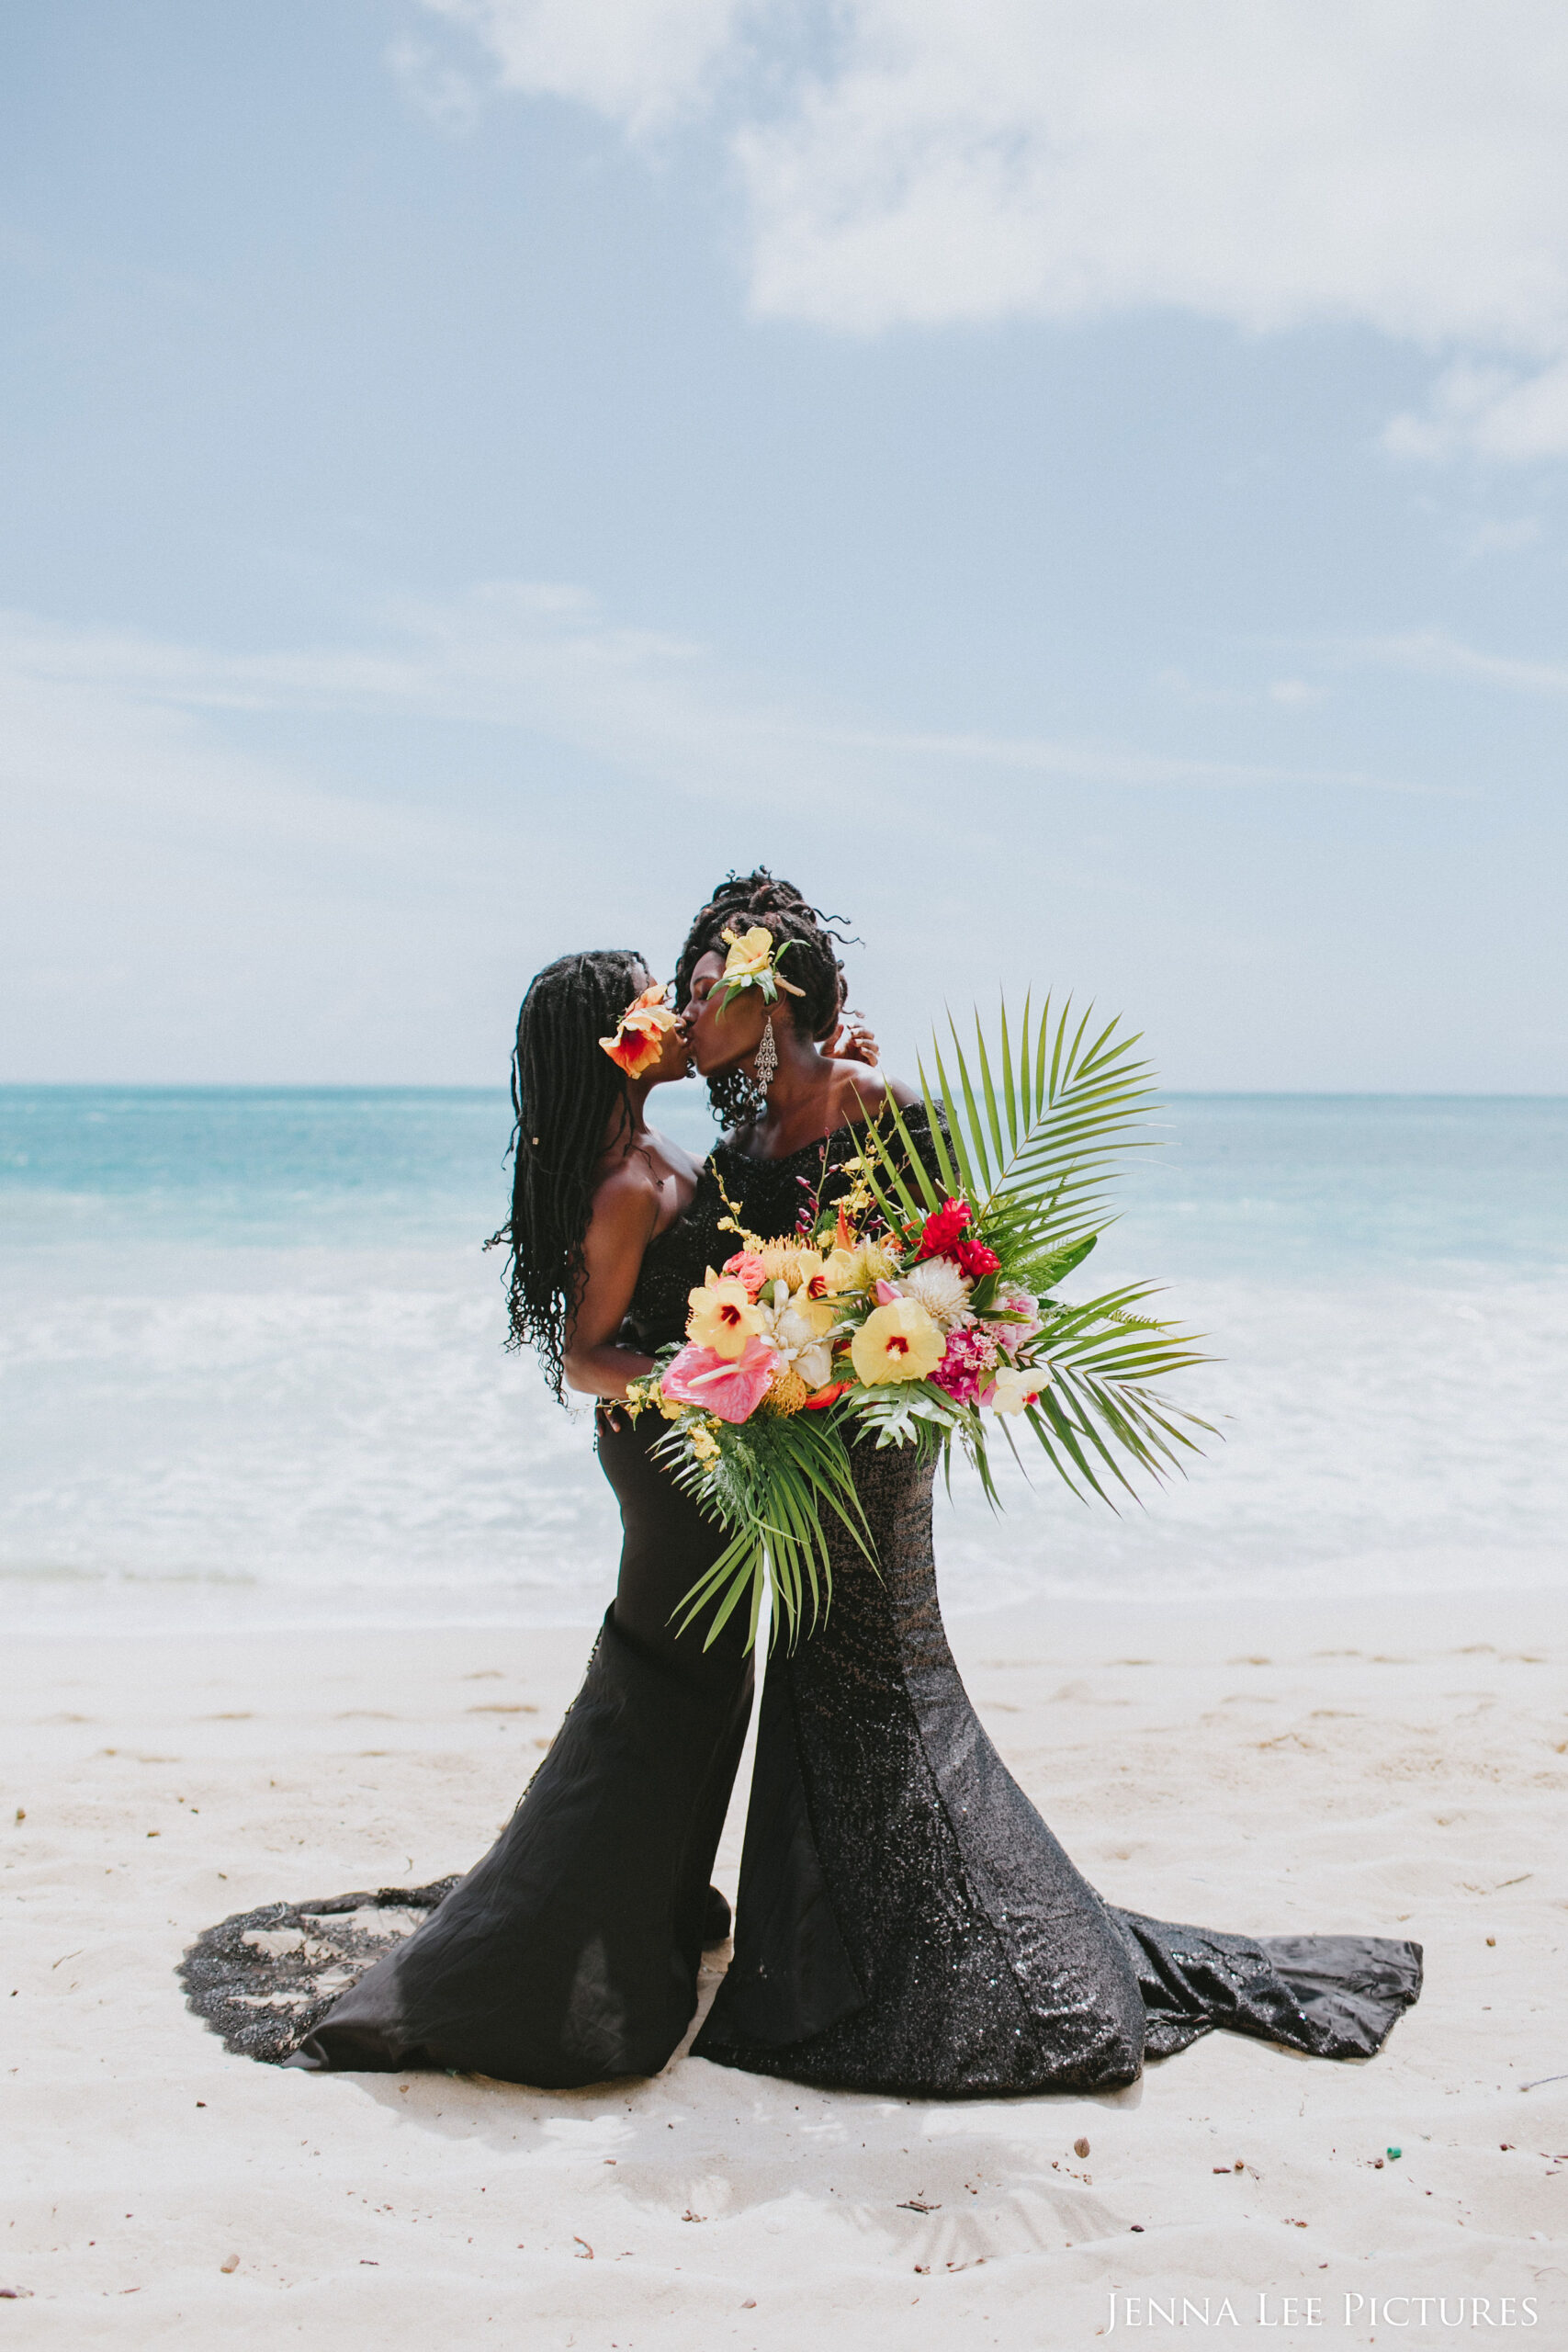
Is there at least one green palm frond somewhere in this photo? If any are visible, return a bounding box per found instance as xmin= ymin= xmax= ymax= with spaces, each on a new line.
xmin=860 ymin=992 xmax=1158 ymax=1254
xmin=856 ymin=994 xmax=1212 ymax=1507
xmin=652 ymin=1406 xmax=875 ymax=1652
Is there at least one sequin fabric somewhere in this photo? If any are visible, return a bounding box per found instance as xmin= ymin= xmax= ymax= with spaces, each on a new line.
xmin=624 ymin=1111 xmax=895 ymax=1351
xmin=697 ymin=1439 xmax=1422 ymax=2094
xmin=711 ymin=1118 xmax=889 ymax=1245
xmin=692 ymin=1122 xmax=1424 ymax=2096
xmin=694 ymin=1442 xmax=1150 ymax=2093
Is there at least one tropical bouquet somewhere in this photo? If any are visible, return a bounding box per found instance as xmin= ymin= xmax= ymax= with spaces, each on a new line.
xmin=626 ymin=993 xmax=1211 ymax=1649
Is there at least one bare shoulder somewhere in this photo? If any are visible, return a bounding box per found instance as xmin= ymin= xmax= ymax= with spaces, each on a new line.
xmin=587 ymin=1150 xmax=660 ymax=1243
xmin=640 ymin=1125 xmax=705 ymax=1186
xmin=834 ymin=1063 xmax=920 ymax=1125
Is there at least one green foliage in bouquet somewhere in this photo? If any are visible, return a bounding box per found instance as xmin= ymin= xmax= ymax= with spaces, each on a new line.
xmin=638 ymin=991 xmax=1211 ymax=1653
xmin=644 ymin=1370 xmax=874 ymax=1651
xmin=856 ymin=994 xmax=1212 ymax=1507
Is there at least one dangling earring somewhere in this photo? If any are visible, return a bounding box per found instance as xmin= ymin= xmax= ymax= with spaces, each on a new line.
xmin=739 ymin=1013 xmax=777 ymax=1117
xmin=753 ymin=1012 xmax=778 ymax=1092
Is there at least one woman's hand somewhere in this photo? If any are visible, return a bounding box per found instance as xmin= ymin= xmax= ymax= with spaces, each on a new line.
xmin=822 ymin=1010 xmax=880 ymax=1067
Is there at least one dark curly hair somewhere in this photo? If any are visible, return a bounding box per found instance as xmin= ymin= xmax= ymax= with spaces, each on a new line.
xmin=674 ymin=870 xmax=857 ymax=1126
xmin=488 ymin=948 xmax=649 ymax=1399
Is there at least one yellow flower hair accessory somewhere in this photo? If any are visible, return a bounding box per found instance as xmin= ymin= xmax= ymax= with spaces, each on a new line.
xmin=717 ymin=925 xmax=807 ymax=1012
xmin=599 ymin=983 xmax=678 ymax=1080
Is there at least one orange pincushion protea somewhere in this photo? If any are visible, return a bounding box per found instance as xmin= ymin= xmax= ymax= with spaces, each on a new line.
xmin=762 ymin=1365 xmax=811 ymax=1417
xmin=599 ymin=984 xmax=677 ymax=1079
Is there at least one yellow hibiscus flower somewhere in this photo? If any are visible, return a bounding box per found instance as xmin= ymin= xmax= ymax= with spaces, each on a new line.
xmin=716 ymin=924 xmax=805 ymax=1007
xmin=686 ymin=1273 xmax=768 ymax=1361
xmin=721 ymin=924 xmax=775 ymax=980
xmin=850 ymin=1297 xmax=944 ymax=1386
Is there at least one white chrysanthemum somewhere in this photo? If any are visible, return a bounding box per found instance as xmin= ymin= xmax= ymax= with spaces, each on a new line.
xmin=897 ymin=1256 xmax=974 ymax=1331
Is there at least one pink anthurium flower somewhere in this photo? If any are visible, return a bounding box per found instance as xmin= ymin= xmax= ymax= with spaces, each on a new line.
xmin=660 ymin=1334 xmax=782 ymax=1424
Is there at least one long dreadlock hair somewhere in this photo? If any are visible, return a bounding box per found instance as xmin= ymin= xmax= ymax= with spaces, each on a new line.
xmin=489 ymin=948 xmax=649 ymax=1399
xmin=673 ymin=870 xmax=858 ymax=1127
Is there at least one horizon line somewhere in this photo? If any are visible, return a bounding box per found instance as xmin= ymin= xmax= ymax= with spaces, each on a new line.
xmin=2 ymin=1083 xmax=1564 ymax=1103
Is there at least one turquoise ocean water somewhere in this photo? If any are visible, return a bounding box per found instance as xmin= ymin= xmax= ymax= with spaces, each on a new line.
xmin=3 ymin=1087 xmax=1564 ymax=1632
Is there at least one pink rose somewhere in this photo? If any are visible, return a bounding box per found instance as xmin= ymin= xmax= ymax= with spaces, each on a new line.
xmin=660 ymin=1334 xmax=781 ymax=1424
xmin=722 ymin=1250 xmax=768 ymax=1302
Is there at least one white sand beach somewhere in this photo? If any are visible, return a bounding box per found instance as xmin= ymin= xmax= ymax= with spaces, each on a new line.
xmin=5 ymin=1589 xmax=1565 ymax=2350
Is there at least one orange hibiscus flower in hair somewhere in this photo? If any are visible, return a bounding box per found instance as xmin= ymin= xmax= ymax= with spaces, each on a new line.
xmin=599 ymin=983 xmax=677 ymax=1079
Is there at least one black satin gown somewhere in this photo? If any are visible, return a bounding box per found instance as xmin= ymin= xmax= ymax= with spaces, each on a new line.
xmin=181 ymin=1176 xmax=754 ymax=2086
xmin=690 ymin=1116 xmax=1423 ymax=2094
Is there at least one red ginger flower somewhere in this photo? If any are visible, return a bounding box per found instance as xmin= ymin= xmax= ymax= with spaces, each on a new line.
xmin=954 ymin=1236 xmax=1000 ymax=1280
xmin=915 ymin=1198 xmax=971 ymax=1263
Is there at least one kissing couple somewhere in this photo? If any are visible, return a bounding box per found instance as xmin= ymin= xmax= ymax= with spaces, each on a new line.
xmin=184 ymin=870 xmax=1420 ymax=2097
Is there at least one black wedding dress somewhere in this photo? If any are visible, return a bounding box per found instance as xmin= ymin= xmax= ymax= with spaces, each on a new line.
xmin=183 ymin=1110 xmax=1422 ymax=2094
xmin=179 ymin=1174 xmax=754 ymax=2086
xmin=689 ymin=1115 xmax=1423 ymax=2094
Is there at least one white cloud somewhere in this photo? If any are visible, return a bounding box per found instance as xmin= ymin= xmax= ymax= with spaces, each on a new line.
xmin=4 ymin=592 xmax=1548 ymax=1087
xmin=1384 ymin=359 xmax=1568 ymax=462
xmin=0 ymin=590 xmax=1415 ymax=804
xmin=0 ymin=582 xmax=1431 ymax=1064
xmin=387 ymin=35 xmax=485 ymax=131
xmin=420 ymin=0 xmax=747 ymax=134
xmin=421 ymin=0 xmax=1568 ymax=456
xmin=1156 ymin=665 xmax=1327 ymax=717
xmin=1461 ymin=515 xmax=1544 ymax=560
xmin=1337 ymin=627 xmax=1568 ymax=696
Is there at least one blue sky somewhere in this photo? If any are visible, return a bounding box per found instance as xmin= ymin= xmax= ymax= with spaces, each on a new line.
xmin=4 ymin=1 xmax=1565 ymax=1089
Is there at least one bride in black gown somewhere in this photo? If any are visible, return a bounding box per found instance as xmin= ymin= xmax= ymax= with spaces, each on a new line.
xmin=180 ymin=943 xmax=880 ymax=2084
xmin=666 ymin=872 xmax=1423 ymax=2096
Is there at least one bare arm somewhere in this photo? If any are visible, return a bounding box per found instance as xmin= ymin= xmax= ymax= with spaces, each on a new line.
xmin=561 ymin=1165 xmax=661 ymax=1401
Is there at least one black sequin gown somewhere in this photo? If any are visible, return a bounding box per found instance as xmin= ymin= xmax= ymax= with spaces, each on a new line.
xmin=181 ymin=1168 xmax=753 ymax=2086
xmin=690 ymin=1116 xmax=1424 ymax=2094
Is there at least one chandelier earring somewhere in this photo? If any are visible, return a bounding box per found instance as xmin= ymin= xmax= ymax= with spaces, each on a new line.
xmin=753 ymin=1011 xmax=779 ymax=1093
xmin=738 ymin=1012 xmax=777 ymax=1118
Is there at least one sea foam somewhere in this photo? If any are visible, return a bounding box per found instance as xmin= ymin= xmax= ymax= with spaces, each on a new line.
xmin=3 ymin=1089 xmax=1563 ymax=1632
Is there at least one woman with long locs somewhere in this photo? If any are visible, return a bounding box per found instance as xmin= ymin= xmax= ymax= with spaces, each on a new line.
xmin=179 ymin=939 xmax=879 ymax=2085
